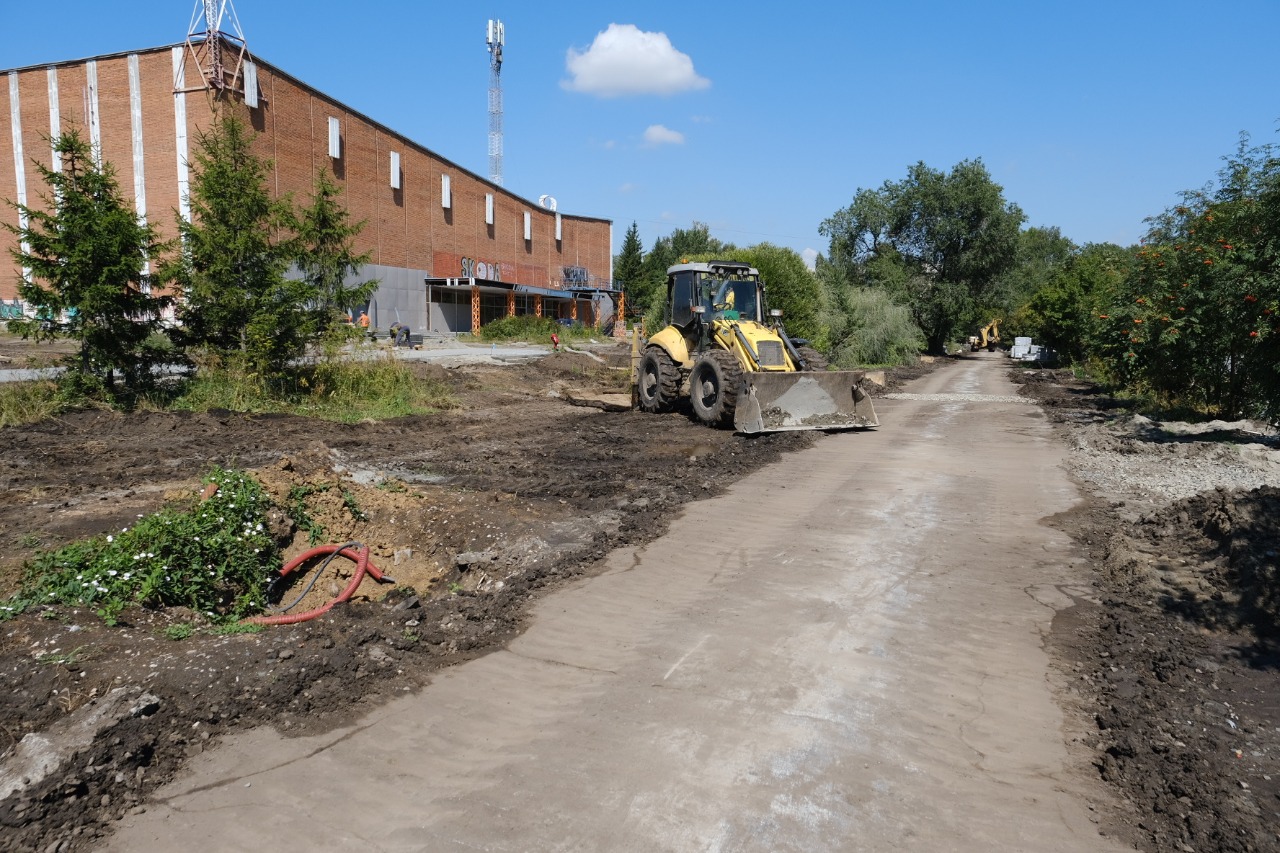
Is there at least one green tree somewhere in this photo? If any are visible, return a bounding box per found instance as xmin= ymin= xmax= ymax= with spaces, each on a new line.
xmin=816 ymin=256 xmax=924 ymax=367
xmin=638 ymin=222 xmax=736 ymax=331
xmin=821 ymin=159 xmax=1025 ymax=353
xmin=1092 ymin=136 xmax=1280 ymax=419
xmin=613 ymin=221 xmax=646 ymax=319
xmin=296 ymin=166 xmax=376 ymax=332
xmin=5 ymin=129 xmax=173 ymax=400
xmin=1014 ymin=242 xmax=1130 ymax=365
xmin=639 ymin=221 xmax=734 ymax=292
xmin=728 ymin=243 xmax=826 ymax=346
xmin=994 ymin=226 xmax=1076 ymax=320
xmin=170 ymin=113 xmax=303 ymax=377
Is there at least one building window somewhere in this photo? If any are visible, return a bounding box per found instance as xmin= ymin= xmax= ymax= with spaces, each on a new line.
xmin=327 ymin=116 xmax=341 ymax=159
xmin=485 ymin=193 xmax=494 ymax=225
xmin=555 ymin=212 xmax=562 ymax=242
xmin=441 ymin=174 xmax=451 ymax=209
xmin=523 ymin=211 xmax=531 ymax=241
xmin=389 ymin=151 xmax=401 ymax=189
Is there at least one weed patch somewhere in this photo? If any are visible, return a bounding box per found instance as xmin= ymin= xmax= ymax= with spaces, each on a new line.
xmin=479 ymin=315 xmax=595 ymax=344
xmin=169 ymin=352 xmax=454 ymax=422
xmin=0 ymin=380 xmax=60 ymax=428
xmin=286 ymin=483 xmax=330 ymax=545
xmin=163 ymin=623 xmax=194 ymax=641
xmin=2 ymin=468 xmax=279 ymax=624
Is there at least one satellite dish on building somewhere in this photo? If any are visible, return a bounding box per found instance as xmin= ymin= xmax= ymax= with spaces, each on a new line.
xmin=538 ymin=195 xmax=558 ymax=211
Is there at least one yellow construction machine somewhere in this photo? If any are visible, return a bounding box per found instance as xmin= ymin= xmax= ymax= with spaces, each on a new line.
xmin=969 ymin=318 xmax=1002 ymax=351
xmin=634 ymin=260 xmax=878 ymax=434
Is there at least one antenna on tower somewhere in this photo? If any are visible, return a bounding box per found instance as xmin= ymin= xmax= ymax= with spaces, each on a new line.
xmin=179 ymin=0 xmax=250 ymax=96
xmin=486 ymin=19 xmax=505 ymax=187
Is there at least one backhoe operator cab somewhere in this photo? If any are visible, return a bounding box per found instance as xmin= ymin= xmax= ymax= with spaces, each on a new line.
xmin=635 ymin=260 xmax=877 ymax=433
xmin=670 ymin=265 xmax=760 ymax=326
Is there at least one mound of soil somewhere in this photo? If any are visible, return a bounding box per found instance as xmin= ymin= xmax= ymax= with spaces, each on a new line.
xmin=2 ymin=345 xmax=937 ymax=852
xmin=1020 ymin=372 xmax=1280 ymax=853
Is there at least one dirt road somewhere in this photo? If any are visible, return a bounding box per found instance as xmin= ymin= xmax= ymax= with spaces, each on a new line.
xmin=104 ymin=355 xmax=1126 ymax=851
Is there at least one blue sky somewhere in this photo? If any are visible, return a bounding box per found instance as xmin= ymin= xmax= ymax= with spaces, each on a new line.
xmin=5 ymin=1 xmax=1280 ymax=267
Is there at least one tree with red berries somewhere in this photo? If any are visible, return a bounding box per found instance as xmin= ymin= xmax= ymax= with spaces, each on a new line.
xmin=1092 ymin=135 xmax=1280 ymax=421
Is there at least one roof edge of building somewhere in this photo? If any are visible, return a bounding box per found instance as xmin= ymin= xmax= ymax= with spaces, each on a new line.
xmin=2 ymin=40 xmax=612 ymax=227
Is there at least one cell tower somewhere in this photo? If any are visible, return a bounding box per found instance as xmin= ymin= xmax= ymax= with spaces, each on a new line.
xmin=486 ymin=19 xmax=505 ymax=186
xmin=180 ymin=0 xmax=249 ymax=95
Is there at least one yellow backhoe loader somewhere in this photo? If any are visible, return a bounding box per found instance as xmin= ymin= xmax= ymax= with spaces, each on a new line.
xmin=634 ymin=261 xmax=878 ymax=434
xmin=969 ymin=318 xmax=1002 ymax=352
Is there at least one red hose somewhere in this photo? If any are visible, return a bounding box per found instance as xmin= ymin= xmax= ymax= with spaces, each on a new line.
xmin=242 ymin=544 xmax=390 ymax=626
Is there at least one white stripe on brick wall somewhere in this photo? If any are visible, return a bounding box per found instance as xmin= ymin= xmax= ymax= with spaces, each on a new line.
xmin=46 ymin=66 xmax=60 ymax=172
xmin=9 ymin=72 xmax=30 ymax=280
xmin=128 ymin=54 xmax=150 ymax=278
xmin=86 ymin=60 xmax=101 ymax=164
xmin=172 ymin=47 xmax=191 ymax=223
xmin=128 ymin=54 xmax=147 ymax=221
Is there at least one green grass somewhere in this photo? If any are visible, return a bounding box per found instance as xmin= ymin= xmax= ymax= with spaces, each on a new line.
xmin=0 ymin=380 xmax=61 ymax=428
xmin=36 ymin=646 xmax=89 ymax=666
xmin=163 ymin=623 xmax=194 ymax=641
xmin=286 ymin=484 xmax=329 ymax=546
xmin=476 ymin=315 xmax=599 ymax=344
xmin=212 ymin=621 xmax=263 ymax=635
xmin=342 ymin=489 xmax=369 ymax=522
xmin=168 ymin=352 xmax=455 ymax=423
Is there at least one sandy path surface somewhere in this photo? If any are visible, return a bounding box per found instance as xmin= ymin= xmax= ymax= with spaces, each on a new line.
xmin=106 ymin=355 xmax=1125 ymax=851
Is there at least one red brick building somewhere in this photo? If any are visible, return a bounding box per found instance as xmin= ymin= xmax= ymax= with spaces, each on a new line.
xmin=1 ymin=39 xmax=616 ymax=333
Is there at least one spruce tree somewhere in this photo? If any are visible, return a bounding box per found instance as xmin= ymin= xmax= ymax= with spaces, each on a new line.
xmin=613 ymin=221 xmax=644 ymax=317
xmin=5 ymin=129 xmax=173 ymax=400
xmin=171 ymin=113 xmax=303 ymax=377
xmin=296 ymin=167 xmax=376 ymax=332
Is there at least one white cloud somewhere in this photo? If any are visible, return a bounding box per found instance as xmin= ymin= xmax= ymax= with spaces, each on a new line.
xmin=802 ymin=248 xmax=818 ymax=270
xmin=562 ymin=24 xmax=710 ymax=97
xmin=618 ymin=182 xmax=638 ymax=193
xmin=643 ymin=125 xmax=685 ymax=147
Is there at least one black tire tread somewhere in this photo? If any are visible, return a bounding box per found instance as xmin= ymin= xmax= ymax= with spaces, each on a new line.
xmin=638 ymin=346 xmax=681 ymax=413
xmin=690 ymin=350 xmax=744 ymax=427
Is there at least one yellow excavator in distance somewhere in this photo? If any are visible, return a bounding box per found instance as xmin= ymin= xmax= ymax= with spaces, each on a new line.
xmin=634 ymin=260 xmax=878 ymax=434
xmin=968 ymin=318 xmax=1002 ymax=352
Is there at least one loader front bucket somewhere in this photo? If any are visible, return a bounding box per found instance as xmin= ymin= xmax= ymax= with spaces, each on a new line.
xmin=733 ymin=370 xmax=879 ymax=435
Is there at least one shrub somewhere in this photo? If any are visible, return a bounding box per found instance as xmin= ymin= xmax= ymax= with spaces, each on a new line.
xmin=830 ymin=287 xmax=925 ymax=367
xmin=2 ymin=468 xmax=279 ymax=625
xmin=478 ymin=315 xmax=603 ymax=343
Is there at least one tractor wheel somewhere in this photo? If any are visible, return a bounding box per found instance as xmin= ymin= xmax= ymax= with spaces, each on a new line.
xmin=637 ymin=346 xmax=680 ymax=413
xmin=689 ymin=350 xmax=744 ymax=427
xmin=796 ymin=345 xmax=829 ymax=371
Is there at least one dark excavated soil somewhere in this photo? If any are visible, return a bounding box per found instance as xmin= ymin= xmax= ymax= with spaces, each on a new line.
xmin=1017 ymin=367 xmax=1280 ymax=853
xmin=1 ymin=346 xmax=904 ymax=853
xmin=9 ymin=354 xmax=1278 ymax=853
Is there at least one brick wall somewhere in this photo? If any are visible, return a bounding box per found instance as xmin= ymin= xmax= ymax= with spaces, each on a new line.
xmin=0 ymin=44 xmax=612 ymax=304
